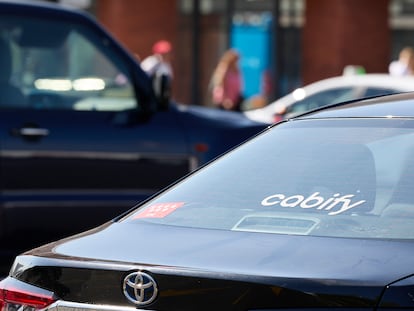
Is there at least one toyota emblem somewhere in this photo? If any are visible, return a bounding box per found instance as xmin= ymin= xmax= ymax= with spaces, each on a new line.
xmin=123 ymin=271 xmax=158 ymax=306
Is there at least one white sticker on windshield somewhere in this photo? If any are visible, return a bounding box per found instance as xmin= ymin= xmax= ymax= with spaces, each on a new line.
xmin=261 ymin=192 xmax=366 ymax=216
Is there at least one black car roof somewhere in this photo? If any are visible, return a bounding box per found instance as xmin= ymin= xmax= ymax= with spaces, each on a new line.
xmin=0 ymin=0 xmax=79 ymax=11
xmin=0 ymin=0 xmax=91 ymax=20
xmin=295 ymin=91 xmax=414 ymax=120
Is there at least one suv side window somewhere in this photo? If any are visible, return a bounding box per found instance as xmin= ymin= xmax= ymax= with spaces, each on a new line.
xmin=1 ymin=15 xmax=137 ymax=111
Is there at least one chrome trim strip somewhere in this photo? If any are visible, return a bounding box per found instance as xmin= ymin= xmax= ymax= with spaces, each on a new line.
xmin=10 ymin=256 xmax=137 ymax=277
xmin=2 ymin=189 xmax=155 ymax=195
xmin=19 ymin=127 xmax=49 ymax=136
xmin=46 ymin=300 xmax=145 ymax=311
xmin=1 ymin=189 xmax=154 ymax=209
xmin=3 ymin=200 xmax=139 ymax=209
xmin=189 ymin=156 xmax=199 ymax=171
xmin=0 ymin=150 xmax=189 ymax=161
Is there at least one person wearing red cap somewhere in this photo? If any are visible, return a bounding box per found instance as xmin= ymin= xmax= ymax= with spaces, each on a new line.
xmin=141 ymin=39 xmax=173 ymax=80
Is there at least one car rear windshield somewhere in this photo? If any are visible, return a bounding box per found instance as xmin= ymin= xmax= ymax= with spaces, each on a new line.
xmin=125 ymin=118 xmax=414 ymax=240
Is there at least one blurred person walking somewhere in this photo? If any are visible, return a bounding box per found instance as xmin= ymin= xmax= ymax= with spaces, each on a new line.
xmin=210 ymin=49 xmax=244 ymax=111
xmin=389 ymin=46 xmax=414 ymax=76
xmin=141 ymin=40 xmax=174 ymax=80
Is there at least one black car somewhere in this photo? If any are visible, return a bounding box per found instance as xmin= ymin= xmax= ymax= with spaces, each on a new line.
xmin=0 ymin=0 xmax=267 ymax=271
xmin=2 ymin=92 xmax=414 ymax=310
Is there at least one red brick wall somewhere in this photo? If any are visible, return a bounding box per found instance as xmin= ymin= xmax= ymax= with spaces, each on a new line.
xmin=96 ymin=0 xmax=179 ymax=92
xmin=303 ymin=0 xmax=390 ymax=84
xmin=96 ymin=0 xmax=391 ymax=103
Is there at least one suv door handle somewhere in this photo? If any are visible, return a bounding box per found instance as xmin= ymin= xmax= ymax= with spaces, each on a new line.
xmin=11 ymin=127 xmax=49 ymax=137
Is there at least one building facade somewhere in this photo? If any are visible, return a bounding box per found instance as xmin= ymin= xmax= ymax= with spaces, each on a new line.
xmin=61 ymin=0 xmax=414 ymax=108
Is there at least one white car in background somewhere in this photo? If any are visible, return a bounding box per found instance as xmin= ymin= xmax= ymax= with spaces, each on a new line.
xmin=244 ymin=74 xmax=414 ymax=123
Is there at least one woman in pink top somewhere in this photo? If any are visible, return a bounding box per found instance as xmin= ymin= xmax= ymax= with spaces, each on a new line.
xmin=210 ymin=49 xmax=244 ymax=111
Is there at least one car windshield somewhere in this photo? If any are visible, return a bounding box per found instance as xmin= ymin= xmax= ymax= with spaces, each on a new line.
xmin=124 ymin=118 xmax=414 ymax=240
xmin=0 ymin=14 xmax=136 ymax=111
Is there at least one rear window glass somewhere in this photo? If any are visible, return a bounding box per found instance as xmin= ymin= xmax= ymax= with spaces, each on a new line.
xmin=125 ymin=118 xmax=414 ymax=240
xmin=364 ymin=87 xmax=400 ymax=98
xmin=288 ymin=87 xmax=357 ymax=114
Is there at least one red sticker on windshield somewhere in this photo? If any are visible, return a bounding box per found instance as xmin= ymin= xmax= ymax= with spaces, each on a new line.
xmin=133 ymin=202 xmax=185 ymax=219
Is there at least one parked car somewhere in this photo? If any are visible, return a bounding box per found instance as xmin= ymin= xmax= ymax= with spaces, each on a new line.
xmin=244 ymin=73 xmax=414 ymax=123
xmin=0 ymin=0 xmax=267 ymax=271
xmin=3 ymin=92 xmax=414 ymax=310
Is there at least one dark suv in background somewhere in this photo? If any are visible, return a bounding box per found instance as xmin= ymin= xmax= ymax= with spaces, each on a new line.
xmin=0 ymin=0 xmax=267 ymax=272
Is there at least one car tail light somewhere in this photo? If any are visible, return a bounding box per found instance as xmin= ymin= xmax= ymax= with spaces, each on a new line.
xmin=0 ymin=277 xmax=57 ymax=311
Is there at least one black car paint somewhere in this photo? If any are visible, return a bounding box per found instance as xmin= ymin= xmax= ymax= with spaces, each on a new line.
xmin=0 ymin=0 xmax=267 ymax=272
xmin=4 ymin=94 xmax=414 ymax=311
xmin=9 ymin=220 xmax=414 ymax=310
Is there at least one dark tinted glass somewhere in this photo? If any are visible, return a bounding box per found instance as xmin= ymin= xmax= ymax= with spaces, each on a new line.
xmin=126 ymin=118 xmax=414 ymax=240
xmin=0 ymin=15 xmax=136 ymax=110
